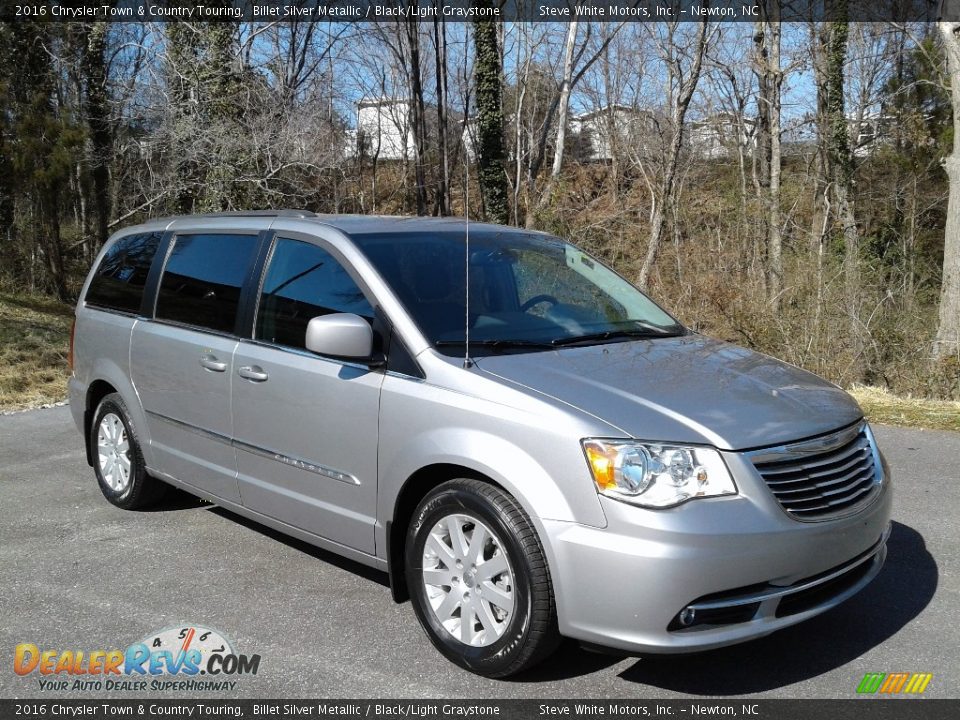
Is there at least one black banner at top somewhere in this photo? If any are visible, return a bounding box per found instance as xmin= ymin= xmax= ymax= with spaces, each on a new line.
xmin=0 ymin=0 xmax=949 ymax=23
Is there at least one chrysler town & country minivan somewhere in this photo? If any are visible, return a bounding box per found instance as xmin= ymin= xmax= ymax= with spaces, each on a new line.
xmin=70 ymin=211 xmax=892 ymax=677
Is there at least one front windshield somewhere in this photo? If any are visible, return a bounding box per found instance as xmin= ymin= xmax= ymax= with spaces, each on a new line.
xmin=352 ymin=230 xmax=684 ymax=355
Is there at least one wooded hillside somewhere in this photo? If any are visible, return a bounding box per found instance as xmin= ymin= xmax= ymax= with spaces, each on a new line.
xmin=0 ymin=19 xmax=957 ymax=399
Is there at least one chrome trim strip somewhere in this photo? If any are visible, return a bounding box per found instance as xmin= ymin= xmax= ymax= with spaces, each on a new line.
xmin=146 ymin=410 xmax=233 ymax=445
xmin=765 ymin=448 xmax=871 ymax=483
xmin=688 ymin=524 xmax=891 ymax=611
xmin=747 ymin=421 xmax=864 ymax=465
xmin=146 ymin=410 xmax=359 ymax=485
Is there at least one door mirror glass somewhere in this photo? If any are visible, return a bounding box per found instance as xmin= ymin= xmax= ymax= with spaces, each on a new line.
xmin=305 ymin=313 xmax=374 ymax=359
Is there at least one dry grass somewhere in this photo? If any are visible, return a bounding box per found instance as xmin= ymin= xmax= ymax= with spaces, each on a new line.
xmin=0 ymin=292 xmax=73 ymax=412
xmin=851 ymin=385 xmax=960 ymax=433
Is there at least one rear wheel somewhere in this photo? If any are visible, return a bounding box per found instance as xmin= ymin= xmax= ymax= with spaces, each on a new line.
xmin=405 ymin=479 xmax=559 ymax=678
xmin=90 ymin=393 xmax=166 ymax=509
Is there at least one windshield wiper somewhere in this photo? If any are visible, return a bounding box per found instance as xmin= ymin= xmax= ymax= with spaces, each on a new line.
xmin=434 ymin=339 xmax=555 ymax=352
xmin=550 ymin=327 xmax=682 ymax=347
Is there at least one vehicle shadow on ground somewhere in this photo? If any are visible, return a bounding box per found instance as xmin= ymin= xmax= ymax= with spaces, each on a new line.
xmin=206 ymin=504 xmax=391 ymax=589
xmin=141 ymin=485 xmax=210 ymax=512
xmin=145 ymin=486 xmax=390 ymax=586
xmin=608 ymin=521 xmax=936 ymax=694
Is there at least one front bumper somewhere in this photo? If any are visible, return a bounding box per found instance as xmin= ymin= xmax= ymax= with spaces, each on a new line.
xmin=542 ymin=451 xmax=893 ymax=654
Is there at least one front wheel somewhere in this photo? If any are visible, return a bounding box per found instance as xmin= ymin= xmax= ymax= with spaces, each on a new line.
xmin=405 ymin=479 xmax=559 ymax=678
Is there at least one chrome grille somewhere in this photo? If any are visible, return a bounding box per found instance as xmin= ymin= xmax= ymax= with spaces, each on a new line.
xmin=748 ymin=423 xmax=881 ymax=521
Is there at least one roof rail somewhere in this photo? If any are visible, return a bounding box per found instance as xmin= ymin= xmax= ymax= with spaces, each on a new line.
xmin=157 ymin=209 xmax=318 ymax=222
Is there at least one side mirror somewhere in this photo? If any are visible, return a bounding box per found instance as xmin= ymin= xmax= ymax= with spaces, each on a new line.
xmin=305 ymin=313 xmax=374 ymax=360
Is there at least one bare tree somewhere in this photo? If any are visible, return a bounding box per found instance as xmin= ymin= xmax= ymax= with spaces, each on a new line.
xmin=935 ymin=18 xmax=960 ymax=359
xmin=828 ymin=19 xmax=863 ymax=372
xmin=753 ymin=2 xmax=783 ymax=308
xmin=432 ymin=12 xmax=451 ymax=215
xmin=534 ymin=21 xmax=579 ymax=215
xmin=637 ymin=20 xmax=711 ymax=288
xmin=521 ymin=23 xmax=623 ymax=228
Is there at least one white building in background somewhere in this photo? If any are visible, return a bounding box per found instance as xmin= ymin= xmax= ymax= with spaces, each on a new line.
xmin=848 ymin=111 xmax=898 ymax=157
xmin=350 ymin=99 xmax=761 ymax=165
xmin=688 ymin=113 xmax=757 ymax=160
xmin=355 ymin=98 xmax=415 ymax=161
xmin=461 ymin=117 xmax=477 ymax=162
xmin=570 ymin=105 xmax=658 ymax=162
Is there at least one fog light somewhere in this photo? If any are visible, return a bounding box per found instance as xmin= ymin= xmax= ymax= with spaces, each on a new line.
xmin=679 ymin=607 xmax=696 ymax=627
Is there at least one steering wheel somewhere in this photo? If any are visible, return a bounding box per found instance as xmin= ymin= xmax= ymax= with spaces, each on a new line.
xmin=520 ymin=294 xmax=560 ymax=312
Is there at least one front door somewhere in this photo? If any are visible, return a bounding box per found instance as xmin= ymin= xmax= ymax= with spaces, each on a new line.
xmin=232 ymin=235 xmax=382 ymax=554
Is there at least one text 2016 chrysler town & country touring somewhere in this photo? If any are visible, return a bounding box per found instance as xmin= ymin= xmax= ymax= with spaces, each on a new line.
xmin=69 ymin=211 xmax=892 ymax=677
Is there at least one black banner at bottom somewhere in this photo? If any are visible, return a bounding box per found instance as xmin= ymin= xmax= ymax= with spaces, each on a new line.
xmin=1 ymin=700 xmax=958 ymax=720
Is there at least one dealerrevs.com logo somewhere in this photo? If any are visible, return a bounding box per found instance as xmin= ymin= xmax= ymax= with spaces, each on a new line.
xmin=856 ymin=672 xmax=933 ymax=695
xmin=14 ymin=625 xmax=261 ymax=692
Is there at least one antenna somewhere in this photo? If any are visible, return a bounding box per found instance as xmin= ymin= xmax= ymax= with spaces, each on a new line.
xmin=463 ymin=156 xmax=473 ymax=369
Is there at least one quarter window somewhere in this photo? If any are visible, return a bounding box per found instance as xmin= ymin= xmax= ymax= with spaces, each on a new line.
xmin=256 ymin=237 xmax=373 ymax=350
xmin=155 ymin=233 xmax=259 ymax=334
xmin=85 ymin=232 xmax=161 ymax=314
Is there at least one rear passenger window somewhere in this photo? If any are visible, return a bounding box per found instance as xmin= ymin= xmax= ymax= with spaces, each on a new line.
xmin=256 ymin=237 xmax=373 ymax=350
xmin=155 ymin=233 xmax=258 ymax=334
xmin=85 ymin=233 xmax=161 ymax=314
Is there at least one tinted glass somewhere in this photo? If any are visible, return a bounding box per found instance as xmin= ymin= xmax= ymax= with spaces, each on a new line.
xmin=85 ymin=233 xmax=161 ymax=313
xmin=156 ymin=234 xmax=258 ymax=333
xmin=256 ymin=237 xmax=373 ymax=350
xmin=352 ymin=231 xmax=683 ymax=355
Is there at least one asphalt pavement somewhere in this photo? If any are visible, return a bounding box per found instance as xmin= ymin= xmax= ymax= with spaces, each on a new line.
xmin=0 ymin=406 xmax=957 ymax=699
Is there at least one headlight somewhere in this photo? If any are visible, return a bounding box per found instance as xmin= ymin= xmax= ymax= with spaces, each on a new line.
xmin=582 ymin=439 xmax=737 ymax=508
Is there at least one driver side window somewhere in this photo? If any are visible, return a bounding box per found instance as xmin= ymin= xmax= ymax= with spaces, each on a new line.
xmin=256 ymin=237 xmax=373 ymax=350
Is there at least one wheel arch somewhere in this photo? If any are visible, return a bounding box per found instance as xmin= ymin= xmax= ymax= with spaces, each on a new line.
xmin=387 ymin=463 xmax=503 ymax=603
xmin=84 ymin=379 xmax=118 ymax=467
xmin=82 ymin=358 xmax=152 ymax=469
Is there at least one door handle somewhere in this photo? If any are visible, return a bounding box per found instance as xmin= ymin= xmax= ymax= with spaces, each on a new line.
xmin=199 ymin=354 xmax=227 ymax=372
xmin=238 ymin=365 xmax=269 ymax=382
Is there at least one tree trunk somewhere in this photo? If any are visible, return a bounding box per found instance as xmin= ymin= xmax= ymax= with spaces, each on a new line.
xmin=405 ymin=20 xmax=428 ymax=216
xmin=432 ymin=15 xmax=450 ymax=216
xmin=753 ymin=18 xmax=772 ymax=291
xmin=473 ymin=13 xmax=509 ymax=224
xmin=166 ymin=23 xmax=201 ymax=214
xmin=825 ymin=17 xmax=863 ymax=375
xmin=83 ymin=23 xmax=111 ymax=249
xmin=513 ymin=30 xmax=530 ymax=225
xmin=934 ymin=21 xmax=960 ymax=359
xmin=39 ymin=194 xmax=68 ymax=301
xmin=534 ymin=22 xmax=578 ymax=218
xmin=754 ymin=5 xmax=783 ymax=308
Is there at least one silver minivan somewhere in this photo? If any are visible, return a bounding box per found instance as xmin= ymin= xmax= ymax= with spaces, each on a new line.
xmin=70 ymin=211 xmax=892 ymax=677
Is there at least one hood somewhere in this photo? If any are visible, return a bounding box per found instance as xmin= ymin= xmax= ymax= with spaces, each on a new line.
xmin=474 ymin=334 xmax=862 ymax=451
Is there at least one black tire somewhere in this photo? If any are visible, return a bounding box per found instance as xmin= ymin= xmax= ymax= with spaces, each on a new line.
xmin=405 ymin=479 xmax=559 ymax=678
xmin=89 ymin=393 xmax=166 ymax=510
